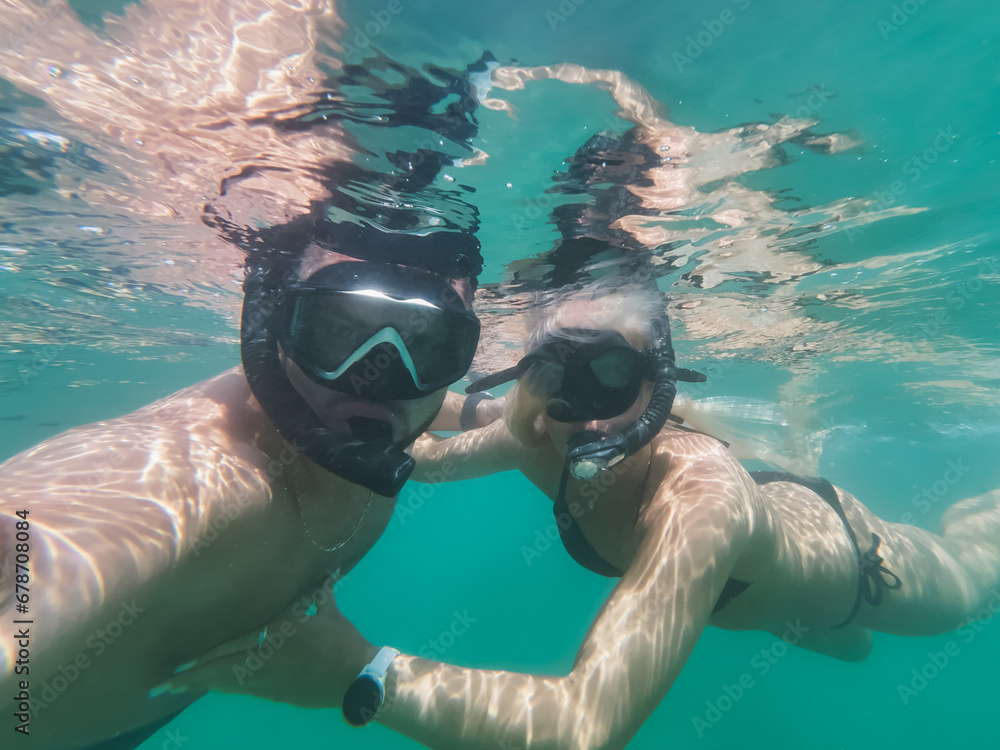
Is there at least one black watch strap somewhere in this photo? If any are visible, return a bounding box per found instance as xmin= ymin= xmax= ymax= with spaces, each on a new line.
xmin=460 ymin=392 xmax=494 ymax=432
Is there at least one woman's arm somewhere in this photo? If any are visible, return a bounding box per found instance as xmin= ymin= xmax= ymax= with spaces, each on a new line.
xmin=380 ymin=450 xmax=757 ymax=750
xmin=410 ymin=417 xmax=531 ymax=483
xmin=427 ymin=391 xmax=504 ymax=432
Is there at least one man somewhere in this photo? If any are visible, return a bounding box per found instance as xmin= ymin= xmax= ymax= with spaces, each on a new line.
xmin=0 ymin=217 xmax=486 ymax=749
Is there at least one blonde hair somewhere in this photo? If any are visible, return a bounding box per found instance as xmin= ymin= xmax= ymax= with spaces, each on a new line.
xmin=505 ymin=282 xmax=665 ymax=445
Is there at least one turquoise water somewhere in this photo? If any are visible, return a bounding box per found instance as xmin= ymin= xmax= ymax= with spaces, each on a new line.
xmin=2 ymin=0 xmax=999 ymax=748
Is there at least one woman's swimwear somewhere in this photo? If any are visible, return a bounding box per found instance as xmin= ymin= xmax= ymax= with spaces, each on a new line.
xmin=553 ymin=470 xmax=901 ymax=624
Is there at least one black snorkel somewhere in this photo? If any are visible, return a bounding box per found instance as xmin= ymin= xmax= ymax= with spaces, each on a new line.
xmin=241 ymin=261 xmax=415 ymax=497
xmin=564 ymin=314 xmax=705 ymax=480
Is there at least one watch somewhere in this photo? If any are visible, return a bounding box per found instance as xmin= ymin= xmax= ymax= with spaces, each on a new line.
xmin=460 ymin=392 xmax=494 ymax=431
xmin=342 ymin=646 xmax=400 ymax=727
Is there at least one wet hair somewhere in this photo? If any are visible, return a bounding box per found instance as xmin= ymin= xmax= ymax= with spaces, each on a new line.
xmin=523 ymin=281 xmax=662 ymax=352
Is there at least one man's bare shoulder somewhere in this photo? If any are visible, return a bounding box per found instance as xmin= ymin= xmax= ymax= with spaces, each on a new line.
xmin=0 ymin=368 xmax=277 ymax=669
xmin=129 ymin=366 xmax=259 ymax=436
xmin=2 ymin=367 xmax=272 ymax=515
xmin=3 ymin=367 xmax=267 ymax=471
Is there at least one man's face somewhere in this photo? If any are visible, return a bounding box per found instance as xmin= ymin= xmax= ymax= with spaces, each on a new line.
xmin=283 ymin=247 xmax=473 ymax=447
xmin=284 ymin=357 xmax=447 ymax=448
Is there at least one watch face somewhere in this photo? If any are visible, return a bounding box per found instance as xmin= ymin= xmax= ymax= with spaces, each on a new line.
xmin=343 ymin=674 xmax=384 ymax=727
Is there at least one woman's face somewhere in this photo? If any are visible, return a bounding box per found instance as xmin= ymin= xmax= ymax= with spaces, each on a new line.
xmin=542 ymin=373 xmax=654 ymax=457
xmin=532 ymin=300 xmax=654 ymax=455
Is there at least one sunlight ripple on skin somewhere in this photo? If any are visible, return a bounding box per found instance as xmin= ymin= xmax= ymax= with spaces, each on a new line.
xmin=0 ymin=396 xmax=274 ymax=675
xmin=397 ymin=280 xmax=1000 ymax=749
xmin=394 ymin=422 xmax=1000 ymax=748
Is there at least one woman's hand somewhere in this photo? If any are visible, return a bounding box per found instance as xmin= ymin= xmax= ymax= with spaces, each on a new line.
xmin=151 ymin=594 xmax=378 ymax=708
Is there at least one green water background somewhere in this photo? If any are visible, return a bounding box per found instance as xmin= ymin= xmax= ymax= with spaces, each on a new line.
xmin=2 ymin=0 xmax=999 ymax=747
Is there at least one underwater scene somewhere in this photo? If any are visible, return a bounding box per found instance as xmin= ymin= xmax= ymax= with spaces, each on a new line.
xmin=1 ymin=0 xmax=998 ymax=748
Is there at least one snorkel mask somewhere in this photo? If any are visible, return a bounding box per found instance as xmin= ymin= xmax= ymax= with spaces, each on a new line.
xmin=242 ymin=253 xmax=480 ymax=498
xmin=467 ymin=313 xmax=704 ymax=480
xmin=279 ymin=262 xmax=480 ymax=401
xmin=222 ymin=54 xmax=493 ymax=498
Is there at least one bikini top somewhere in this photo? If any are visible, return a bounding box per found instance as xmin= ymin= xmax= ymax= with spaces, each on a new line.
xmin=552 ymin=490 xmax=749 ymax=612
xmin=552 ymin=470 xmax=900 ymax=624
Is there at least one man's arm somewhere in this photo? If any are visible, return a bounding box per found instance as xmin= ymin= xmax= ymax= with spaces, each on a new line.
xmin=379 ymin=451 xmax=755 ymax=749
xmin=0 ymin=413 xmax=271 ymax=682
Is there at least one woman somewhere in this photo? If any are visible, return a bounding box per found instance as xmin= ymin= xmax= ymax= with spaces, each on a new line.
xmin=164 ymin=284 xmax=1000 ymax=749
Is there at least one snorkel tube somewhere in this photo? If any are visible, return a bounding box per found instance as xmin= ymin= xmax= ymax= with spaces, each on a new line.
xmin=241 ymin=261 xmax=414 ymax=498
xmin=565 ymin=314 xmax=705 ymax=479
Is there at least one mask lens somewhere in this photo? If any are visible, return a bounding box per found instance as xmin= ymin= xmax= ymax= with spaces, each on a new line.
xmin=589 ymin=348 xmax=635 ymax=388
xmin=522 ymin=359 xmax=565 ymax=398
xmin=541 ymin=344 xmax=643 ymax=422
xmin=282 ymin=290 xmax=479 ymax=397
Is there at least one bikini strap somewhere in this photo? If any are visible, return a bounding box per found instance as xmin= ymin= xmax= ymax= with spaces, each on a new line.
xmin=749 ymin=471 xmax=901 ymax=628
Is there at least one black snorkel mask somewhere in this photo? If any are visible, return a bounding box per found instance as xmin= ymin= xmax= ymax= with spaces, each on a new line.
xmin=226 ymin=54 xmax=494 ymax=498
xmin=242 ymin=259 xmax=479 ymax=498
xmin=467 ymin=315 xmax=705 ymax=480
xmin=279 ymin=262 xmax=480 ymax=401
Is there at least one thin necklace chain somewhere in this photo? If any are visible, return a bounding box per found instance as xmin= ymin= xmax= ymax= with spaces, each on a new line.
xmin=287 ymin=465 xmax=374 ymax=553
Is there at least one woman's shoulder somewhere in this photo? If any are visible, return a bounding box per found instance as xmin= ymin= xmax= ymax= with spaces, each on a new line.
xmin=641 ymin=426 xmax=760 ymax=518
xmin=650 ymin=424 xmax=742 ymax=470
